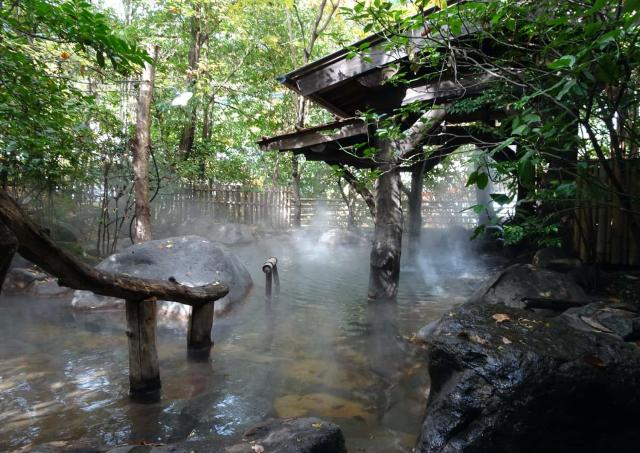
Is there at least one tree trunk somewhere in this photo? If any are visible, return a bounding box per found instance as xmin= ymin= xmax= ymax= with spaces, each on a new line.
xmin=0 ymin=220 xmax=17 ymax=292
xmin=407 ymin=163 xmax=424 ymax=261
xmin=179 ymin=14 xmax=206 ymax=159
xmin=132 ymin=45 xmax=157 ymax=243
xmin=291 ymin=154 xmax=302 ymax=227
xmin=368 ymin=139 xmax=403 ymax=300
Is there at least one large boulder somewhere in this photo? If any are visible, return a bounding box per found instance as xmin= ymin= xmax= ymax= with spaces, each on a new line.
xmin=179 ymin=220 xmax=258 ymax=245
xmin=416 ymin=302 xmax=640 ymax=453
xmin=72 ymin=236 xmax=252 ymax=318
xmin=2 ymin=267 xmax=48 ymax=295
xmin=469 ymin=263 xmax=589 ymax=309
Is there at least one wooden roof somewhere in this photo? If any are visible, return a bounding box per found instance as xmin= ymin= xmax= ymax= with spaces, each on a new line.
xmin=258 ymin=0 xmax=501 ymax=167
xmin=277 ymin=0 xmax=475 ymax=118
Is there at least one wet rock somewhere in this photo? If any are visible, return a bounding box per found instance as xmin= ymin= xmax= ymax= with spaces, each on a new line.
xmin=104 ymin=418 xmax=345 ymax=453
xmin=469 ymin=263 xmax=589 ymax=309
xmin=71 ymin=236 xmax=252 ymax=318
xmin=532 ymin=247 xmax=582 ymax=272
xmin=229 ymin=417 xmax=346 ymax=453
xmin=2 ymin=267 xmax=48 ymax=295
xmin=179 ymin=220 xmax=258 ymax=245
xmin=416 ymin=302 xmax=640 ymax=453
xmin=560 ymin=302 xmax=640 ymax=341
xmin=416 ymin=320 xmax=439 ymax=344
xmin=318 ymin=228 xmax=369 ymax=247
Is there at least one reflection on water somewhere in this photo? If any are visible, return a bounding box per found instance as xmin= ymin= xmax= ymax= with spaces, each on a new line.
xmin=0 ymin=231 xmax=501 ymax=451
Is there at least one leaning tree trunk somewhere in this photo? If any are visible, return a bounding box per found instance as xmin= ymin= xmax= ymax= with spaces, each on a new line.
xmin=132 ymin=45 xmax=157 ymax=243
xmin=368 ymin=139 xmax=403 ymax=300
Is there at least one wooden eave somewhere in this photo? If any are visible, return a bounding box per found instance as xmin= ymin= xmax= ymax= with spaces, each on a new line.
xmin=258 ymin=112 xmax=502 ymax=170
xmin=277 ymin=0 xmax=474 ymax=118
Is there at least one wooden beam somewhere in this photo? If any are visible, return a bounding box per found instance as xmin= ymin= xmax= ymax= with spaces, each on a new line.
xmin=401 ymin=75 xmax=494 ymax=106
xmin=258 ymin=118 xmax=366 ymax=152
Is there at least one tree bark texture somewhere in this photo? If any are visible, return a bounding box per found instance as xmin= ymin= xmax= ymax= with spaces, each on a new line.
xmin=338 ymin=164 xmax=376 ymax=218
xmin=126 ymin=297 xmax=161 ymax=398
xmin=179 ymin=14 xmax=206 ymax=158
xmin=133 ymin=45 xmax=158 ymax=243
xmin=187 ymin=301 xmax=214 ymax=360
xmin=368 ymin=139 xmax=403 ymax=300
xmin=0 ymin=190 xmax=228 ymax=305
xmin=407 ymin=163 xmax=425 ymax=261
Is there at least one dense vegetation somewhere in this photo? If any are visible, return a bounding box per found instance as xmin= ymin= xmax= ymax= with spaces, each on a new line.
xmin=346 ymin=0 xmax=640 ymax=248
xmin=1 ymin=0 xmax=359 ymax=194
xmin=2 ymin=0 xmax=639 ymax=252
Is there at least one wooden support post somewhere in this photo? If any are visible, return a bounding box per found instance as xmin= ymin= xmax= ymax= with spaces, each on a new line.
xmin=187 ymin=301 xmax=214 ymax=361
xmin=0 ymin=221 xmax=18 ymax=292
xmin=126 ymin=298 xmax=161 ymax=402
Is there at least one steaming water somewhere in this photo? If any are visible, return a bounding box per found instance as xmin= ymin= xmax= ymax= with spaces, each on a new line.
xmin=0 ymin=231 xmax=502 ymax=451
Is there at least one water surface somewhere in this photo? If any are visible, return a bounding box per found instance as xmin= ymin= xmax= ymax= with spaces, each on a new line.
xmin=0 ymin=231 xmax=501 ymax=451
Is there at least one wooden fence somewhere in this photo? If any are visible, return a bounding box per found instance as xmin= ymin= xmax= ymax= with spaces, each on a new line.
xmin=299 ymin=189 xmax=479 ymax=229
xmin=573 ymin=159 xmax=640 ymax=265
xmin=153 ymin=184 xmax=292 ymax=229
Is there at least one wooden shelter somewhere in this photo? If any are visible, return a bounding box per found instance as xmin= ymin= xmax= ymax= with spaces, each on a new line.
xmin=258 ymin=5 xmax=504 ymax=299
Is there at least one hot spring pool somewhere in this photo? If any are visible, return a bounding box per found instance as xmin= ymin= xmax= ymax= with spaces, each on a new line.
xmin=0 ymin=231 xmax=503 ymax=451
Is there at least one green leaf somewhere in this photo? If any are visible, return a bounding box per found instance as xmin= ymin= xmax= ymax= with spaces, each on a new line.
xmin=490 ymin=193 xmax=512 ymax=205
xmin=548 ymin=55 xmax=576 ymax=70
xmin=476 ymin=172 xmax=489 ymax=190
xmin=518 ymin=152 xmax=536 ymax=189
xmin=556 ymin=78 xmax=576 ymax=100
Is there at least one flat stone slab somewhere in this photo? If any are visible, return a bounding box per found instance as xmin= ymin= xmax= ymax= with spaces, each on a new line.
xmin=72 ymin=236 xmax=252 ymax=318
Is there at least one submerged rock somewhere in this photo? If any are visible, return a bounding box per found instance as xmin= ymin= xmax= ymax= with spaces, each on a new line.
xmin=229 ymin=417 xmax=346 ymax=453
xmin=71 ymin=236 xmax=252 ymax=318
xmin=104 ymin=417 xmax=345 ymax=453
xmin=416 ymin=302 xmax=640 ymax=453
